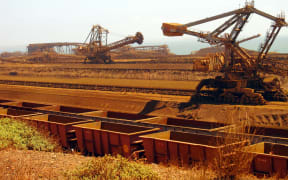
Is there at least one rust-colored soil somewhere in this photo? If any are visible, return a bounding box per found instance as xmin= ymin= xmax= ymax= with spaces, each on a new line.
xmin=175 ymin=103 xmax=288 ymax=127
xmin=0 ymin=62 xmax=288 ymax=128
xmin=1 ymin=83 xmax=288 ymax=127
xmin=0 ymin=62 xmax=217 ymax=81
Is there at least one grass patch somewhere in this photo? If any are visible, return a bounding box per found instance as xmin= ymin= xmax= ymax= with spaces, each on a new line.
xmin=66 ymin=155 xmax=160 ymax=180
xmin=0 ymin=118 xmax=57 ymax=151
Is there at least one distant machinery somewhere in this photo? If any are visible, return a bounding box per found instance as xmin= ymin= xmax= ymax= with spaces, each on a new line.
xmin=27 ymin=42 xmax=83 ymax=55
xmin=26 ymin=42 xmax=84 ymax=63
xmin=132 ymin=45 xmax=170 ymax=55
xmin=112 ymin=45 xmax=170 ymax=59
xmin=162 ymin=1 xmax=288 ymax=104
xmin=76 ymin=25 xmax=144 ymax=64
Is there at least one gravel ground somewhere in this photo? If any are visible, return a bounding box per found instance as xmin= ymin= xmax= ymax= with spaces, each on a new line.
xmin=0 ymin=149 xmax=93 ymax=180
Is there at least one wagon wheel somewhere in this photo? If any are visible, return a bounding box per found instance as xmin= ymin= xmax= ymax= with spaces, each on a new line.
xmin=240 ymin=94 xmax=249 ymax=105
xmin=217 ymin=93 xmax=225 ymax=103
xmin=83 ymin=58 xmax=88 ymax=64
xmin=221 ymin=92 xmax=235 ymax=104
xmin=103 ymin=56 xmax=112 ymax=64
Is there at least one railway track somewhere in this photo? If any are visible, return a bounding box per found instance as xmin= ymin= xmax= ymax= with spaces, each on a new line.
xmin=0 ymin=79 xmax=196 ymax=96
xmin=0 ymin=66 xmax=198 ymax=71
xmin=0 ymin=104 xmax=213 ymax=136
xmin=0 ymin=63 xmax=196 ymax=70
xmin=1 ymin=98 xmax=288 ymax=177
xmin=1 ymin=101 xmax=287 ymax=145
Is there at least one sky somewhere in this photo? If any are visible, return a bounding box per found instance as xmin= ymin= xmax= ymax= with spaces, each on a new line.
xmin=1 ymin=0 xmax=288 ymax=54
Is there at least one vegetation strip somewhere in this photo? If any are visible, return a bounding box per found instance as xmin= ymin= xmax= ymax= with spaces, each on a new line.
xmin=66 ymin=155 xmax=160 ymax=180
xmin=0 ymin=118 xmax=57 ymax=151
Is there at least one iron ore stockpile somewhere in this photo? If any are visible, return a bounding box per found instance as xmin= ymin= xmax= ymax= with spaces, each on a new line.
xmin=3 ymin=2 xmax=288 ymax=179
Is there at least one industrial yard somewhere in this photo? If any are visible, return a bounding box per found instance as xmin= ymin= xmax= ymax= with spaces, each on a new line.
xmin=2 ymin=0 xmax=288 ymax=179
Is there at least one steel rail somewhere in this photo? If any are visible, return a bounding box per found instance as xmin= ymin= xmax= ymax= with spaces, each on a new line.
xmin=0 ymin=79 xmax=196 ymax=96
xmin=1 ymin=104 xmax=288 ymax=145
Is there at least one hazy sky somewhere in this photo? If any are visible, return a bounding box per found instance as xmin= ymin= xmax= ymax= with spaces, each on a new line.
xmin=1 ymin=0 xmax=288 ymax=53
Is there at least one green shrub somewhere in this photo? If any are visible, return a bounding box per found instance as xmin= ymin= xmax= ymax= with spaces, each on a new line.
xmin=0 ymin=118 xmax=56 ymax=151
xmin=66 ymin=155 xmax=160 ymax=180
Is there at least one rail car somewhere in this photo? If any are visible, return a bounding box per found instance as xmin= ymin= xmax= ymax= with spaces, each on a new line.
xmin=1 ymin=99 xmax=288 ymax=177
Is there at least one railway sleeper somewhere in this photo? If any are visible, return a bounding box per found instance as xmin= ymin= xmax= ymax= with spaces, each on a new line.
xmin=0 ymin=79 xmax=195 ymax=96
